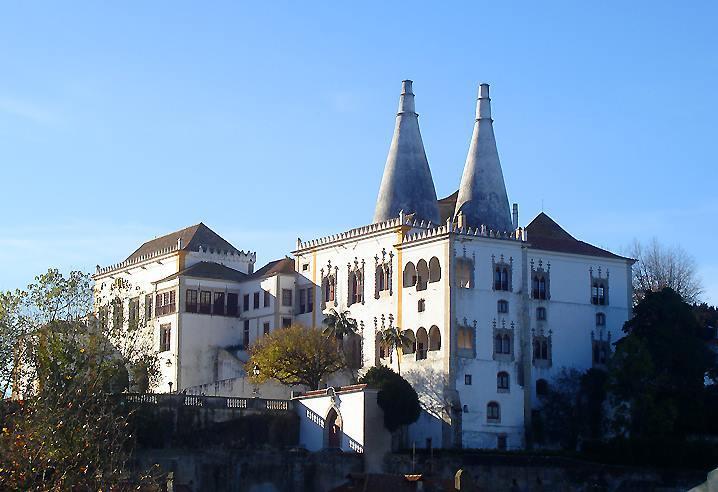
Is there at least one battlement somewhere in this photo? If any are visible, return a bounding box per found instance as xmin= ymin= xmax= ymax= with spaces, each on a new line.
xmin=295 ymin=211 xmax=434 ymax=251
xmin=401 ymin=217 xmax=527 ymax=246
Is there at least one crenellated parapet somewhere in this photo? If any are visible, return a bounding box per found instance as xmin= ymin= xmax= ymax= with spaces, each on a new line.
xmin=295 ymin=211 xmax=434 ymax=251
xmin=401 ymin=217 xmax=527 ymax=246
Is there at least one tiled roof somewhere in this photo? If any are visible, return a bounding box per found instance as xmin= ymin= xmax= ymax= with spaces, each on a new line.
xmin=250 ymin=257 xmax=295 ymax=278
xmin=155 ymin=261 xmax=248 ymax=284
xmin=125 ymin=223 xmax=241 ymax=262
xmin=526 ymin=212 xmax=631 ymax=261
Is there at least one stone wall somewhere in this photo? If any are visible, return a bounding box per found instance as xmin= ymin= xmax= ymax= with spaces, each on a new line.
xmin=385 ymin=452 xmax=706 ymax=492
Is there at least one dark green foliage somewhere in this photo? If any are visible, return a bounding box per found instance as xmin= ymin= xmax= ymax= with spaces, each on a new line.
xmin=537 ymin=368 xmax=608 ymax=449
xmin=609 ymin=288 xmax=717 ymax=438
xmin=582 ymin=437 xmax=718 ymax=470
xmin=359 ymin=366 xmax=421 ymax=432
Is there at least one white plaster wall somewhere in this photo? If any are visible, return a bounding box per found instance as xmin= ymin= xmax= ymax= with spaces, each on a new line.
xmin=296 ymin=389 xmax=366 ymax=452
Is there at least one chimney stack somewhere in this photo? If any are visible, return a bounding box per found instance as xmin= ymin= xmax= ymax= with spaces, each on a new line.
xmin=512 ymin=203 xmax=519 ymax=230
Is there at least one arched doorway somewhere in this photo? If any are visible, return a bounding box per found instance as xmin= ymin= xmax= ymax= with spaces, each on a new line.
xmin=326 ymin=407 xmax=342 ymax=449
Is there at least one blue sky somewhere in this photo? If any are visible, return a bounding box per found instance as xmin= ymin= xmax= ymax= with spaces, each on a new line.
xmin=1 ymin=2 xmax=717 ymax=304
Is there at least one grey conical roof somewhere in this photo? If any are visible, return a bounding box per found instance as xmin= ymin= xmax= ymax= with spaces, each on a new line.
xmin=373 ymin=80 xmax=440 ymax=224
xmin=454 ymin=84 xmax=513 ymax=232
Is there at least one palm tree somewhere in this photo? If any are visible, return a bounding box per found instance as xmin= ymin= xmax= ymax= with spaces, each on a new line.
xmin=380 ymin=325 xmax=413 ymax=375
xmin=322 ymin=308 xmax=358 ymax=340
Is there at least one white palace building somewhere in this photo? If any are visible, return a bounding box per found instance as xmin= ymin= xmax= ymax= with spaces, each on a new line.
xmin=93 ymin=81 xmax=634 ymax=451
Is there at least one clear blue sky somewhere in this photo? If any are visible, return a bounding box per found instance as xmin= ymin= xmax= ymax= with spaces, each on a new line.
xmin=1 ymin=2 xmax=717 ymax=304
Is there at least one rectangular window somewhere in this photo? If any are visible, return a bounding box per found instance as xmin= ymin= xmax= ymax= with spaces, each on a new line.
xmin=156 ymin=290 xmax=176 ymax=316
xmin=186 ymin=289 xmax=198 ymax=313
xmin=465 ymin=374 xmax=472 ymax=385
xmin=160 ymin=323 xmax=171 ymax=352
xmin=282 ymin=317 xmax=292 ymax=328
xmin=128 ymin=297 xmax=139 ymax=330
xmin=306 ymin=287 xmax=314 ymax=312
xmin=253 ymin=292 xmax=260 ymax=309
xmin=263 ymin=322 xmax=270 ymax=335
xmin=227 ymin=293 xmax=239 ymax=316
xmin=282 ymin=289 xmax=293 ymax=307
xmin=144 ymin=294 xmax=153 ymax=325
xmin=264 ymin=290 xmax=270 ymax=308
xmin=200 ymin=291 xmax=212 ymax=314
xmin=243 ymin=294 xmax=250 ymax=312
xmin=299 ymin=289 xmax=307 ymax=314
xmin=302 ymin=263 xmax=310 ymax=271
xmin=113 ymin=299 xmax=123 ymax=329
xmin=243 ymin=320 xmax=250 ymax=348
xmin=213 ymin=292 xmax=225 ymax=315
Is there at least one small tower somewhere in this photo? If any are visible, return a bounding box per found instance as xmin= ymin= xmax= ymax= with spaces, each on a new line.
xmin=454 ymin=84 xmax=513 ymax=231
xmin=373 ymin=80 xmax=440 ymax=224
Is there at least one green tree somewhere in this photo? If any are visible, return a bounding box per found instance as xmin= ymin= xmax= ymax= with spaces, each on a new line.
xmin=359 ymin=366 xmax=421 ymax=432
xmin=609 ymin=288 xmax=716 ymax=438
xmin=248 ymin=324 xmax=346 ymax=390
xmin=379 ymin=325 xmax=413 ymax=375
xmin=0 ymin=269 xmax=160 ymax=491
xmin=322 ymin=308 xmax=358 ymax=340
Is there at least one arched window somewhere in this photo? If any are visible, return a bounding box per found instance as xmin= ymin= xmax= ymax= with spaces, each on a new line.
xmin=416 ymin=260 xmax=429 ymax=291
xmin=501 ymin=334 xmax=511 ymax=354
xmin=487 ymin=401 xmax=500 ymax=422
xmin=497 ymin=371 xmax=510 ymax=391
xmin=533 ymin=274 xmax=547 ymax=299
xmin=428 ymin=325 xmax=441 ymax=351
xmin=416 ymin=327 xmax=428 ymax=360
xmin=428 ymin=257 xmax=441 ymax=283
xmin=323 ymin=275 xmax=336 ymax=303
xmin=536 ymin=307 xmax=546 ymax=321
xmin=348 ymin=270 xmax=363 ymax=306
xmin=536 ymin=379 xmax=549 ymax=396
xmin=326 ymin=407 xmax=342 ymax=449
xmin=596 ymin=312 xmax=606 ymax=326
xmin=497 ymin=300 xmax=509 ymax=314
xmin=403 ymin=262 xmax=417 ymax=288
xmin=403 ymin=329 xmax=416 ymax=354
xmin=417 ymin=299 xmax=426 ymax=312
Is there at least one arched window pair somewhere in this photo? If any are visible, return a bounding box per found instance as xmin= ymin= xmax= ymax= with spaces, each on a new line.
xmin=494 ymin=267 xmax=509 ymax=291
xmin=532 ymin=274 xmax=547 ymax=300
xmin=494 ymin=334 xmax=511 ymax=355
xmin=591 ymin=281 xmax=607 ymax=305
xmin=533 ymin=339 xmax=549 ymax=361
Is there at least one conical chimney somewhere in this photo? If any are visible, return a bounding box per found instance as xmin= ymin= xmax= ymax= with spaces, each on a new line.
xmin=373 ymin=80 xmax=440 ymax=224
xmin=454 ymin=83 xmax=513 ymax=231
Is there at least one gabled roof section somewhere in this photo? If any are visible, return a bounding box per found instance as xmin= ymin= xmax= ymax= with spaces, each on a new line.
xmin=526 ymin=212 xmax=630 ymax=261
xmin=125 ymin=223 xmax=241 ymax=262
xmin=251 ymin=257 xmax=296 ymax=278
xmin=155 ymin=261 xmax=247 ymax=284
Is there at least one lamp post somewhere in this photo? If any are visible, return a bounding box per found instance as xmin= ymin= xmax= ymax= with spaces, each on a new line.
xmin=252 ymin=364 xmax=260 ymax=398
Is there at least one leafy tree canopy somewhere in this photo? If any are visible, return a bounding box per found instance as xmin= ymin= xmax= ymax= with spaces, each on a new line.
xmin=359 ymin=366 xmax=421 ymax=432
xmin=248 ymin=324 xmax=346 ymax=390
xmin=609 ymin=288 xmax=717 ymax=438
